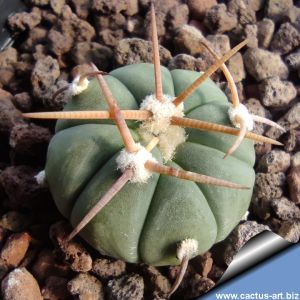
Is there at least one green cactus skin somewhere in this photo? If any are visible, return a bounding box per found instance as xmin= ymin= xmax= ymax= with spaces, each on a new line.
xmin=45 ymin=63 xmax=255 ymax=266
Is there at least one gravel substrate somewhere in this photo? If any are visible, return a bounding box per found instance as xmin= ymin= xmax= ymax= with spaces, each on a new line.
xmin=0 ymin=0 xmax=300 ymax=299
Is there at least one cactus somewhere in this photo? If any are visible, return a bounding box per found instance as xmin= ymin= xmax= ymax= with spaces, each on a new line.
xmin=23 ymin=4 xmax=283 ymax=295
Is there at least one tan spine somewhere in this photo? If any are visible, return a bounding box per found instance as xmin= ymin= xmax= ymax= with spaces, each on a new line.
xmin=144 ymin=161 xmax=249 ymax=189
xmin=173 ymin=40 xmax=248 ymax=107
xmin=171 ymin=116 xmax=283 ymax=146
xmin=22 ymin=110 xmax=152 ymax=120
xmin=91 ymin=63 xmax=139 ymax=153
xmin=200 ymin=42 xmax=240 ymax=108
xmin=151 ymin=3 xmax=163 ymax=102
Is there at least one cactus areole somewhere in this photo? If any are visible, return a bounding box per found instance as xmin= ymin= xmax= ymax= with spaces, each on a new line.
xmin=45 ymin=63 xmax=255 ymax=266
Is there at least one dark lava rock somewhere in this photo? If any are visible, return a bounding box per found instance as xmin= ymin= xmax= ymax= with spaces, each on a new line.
xmin=7 ymin=8 xmax=41 ymax=32
xmin=49 ymin=221 xmax=92 ymax=273
xmin=71 ymin=42 xmax=113 ymax=70
xmin=243 ymin=48 xmax=288 ymax=81
xmin=68 ymin=273 xmax=104 ymax=300
xmin=287 ymin=167 xmax=300 ymax=204
xmin=92 ymin=258 xmax=126 ymax=280
xmin=31 ymin=56 xmax=60 ymax=101
xmin=223 ymin=221 xmax=270 ymax=265
xmin=278 ymin=219 xmax=300 ymax=243
xmin=0 ymin=165 xmax=50 ymax=209
xmin=257 ymin=150 xmax=291 ymax=173
xmin=107 ymin=274 xmax=144 ymax=300
xmin=271 ymin=197 xmax=300 ymax=220
xmin=114 ymin=38 xmax=172 ymax=66
xmin=204 ymin=4 xmax=238 ymax=33
xmin=259 ymin=76 xmax=297 ymax=108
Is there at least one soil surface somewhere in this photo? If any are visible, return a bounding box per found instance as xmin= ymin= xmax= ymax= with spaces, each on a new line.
xmin=0 ymin=0 xmax=300 ymax=299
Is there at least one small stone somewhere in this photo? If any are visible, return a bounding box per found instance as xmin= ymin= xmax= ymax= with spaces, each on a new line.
xmin=243 ymin=24 xmax=258 ymax=48
xmin=255 ymin=143 xmax=272 ymax=159
xmin=255 ymin=172 xmax=286 ymax=200
xmin=187 ymin=0 xmax=217 ymax=20
xmin=206 ymin=34 xmax=231 ymax=56
xmin=223 ymin=221 xmax=270 ymax=265
xmin=71 ymin=42 xmax=113 ymax=71
xmin=282 ymin=129 xmax=297 ymax=152
xmin=48 ymin=29 xmax=74 ymax=56
xmin=285 ymin=50 xmax=300 ymax=70
xmin=287 ymin=167 xmax=300 ymax=204
xmin=12 ymin=93 xmax=32 ymax=113
xmin=70 ymin=0 xmax=90 ymax=19
xmin=244 ymin=48 xmax=289 ymax=81
xmin=50 ymin=0 xmax=66 ymax=15
xmin=0 ymin=211 xmax=30 ymax=232
xmin=227 ymin=53 xmax=245 ymax=83
xmin=257 ymin=18 xmax=275 ymax=48
xmin=0 ymin=89 xmax=23 ymax=135
xmin=99 ymin=29 xmax=124 ymax=47
xmin=257 ymin=150 xmax=291 ymax=173
xmin=92 ymin=258 xmax=126 ymax=280
xmin=291 ymin=152 xmax=300 ymax=167
xmin=49 ymin=221 xmax=92 ymax=272
xmin=208 ymin=264 xmax=224 ymax=282
xmin=1 ymin=268 xmax=43 ymax=300
xmin=31 ymin=56 xmax=60 ymax=101
xmin=142 ymin=265 xmax=171 ymax=295
xmin=192 ymin=252 xmax=213 ymax=278
xmin=168 ymin=54 xmax=202 ymax=71
xmin=167 ymin=4 xmax=189 ymax=31
xmin=0 ymin=48 xmax=18 ymax=87
xmin=8 ymin=8 xmax=41 ymax=32
xmin=42 ymin=276 xmax=70 ymax=300
xmin=180 ymin=274 xmax=215 ymax=299
xmin=68 ymin=273 xmax=104 ymax=300
xmin=0 ymin=232 xmax=31 ymax=268
xmin=266 ymin=0 xmax=294 ymax=22
xmin=204 ymin=4 xmax=238 ymax=33
xmin=115 ymin=38 xmax=172 ymax=66
xmin=266 ymin=103 xmax=300 ymax=140
xmin=271 ymin=197 xmax=300 ymax=220
xmin=107 ymin=274 xmax=144 ymax=300
xmin=270 ymin=23 xmax=300 ymax=55
xmin=125 ymin=0 xmax=138 ymax=16
xmin=42 ymin=79 xmax=69 ymax=111
xmin=228 ymin=0 xmax=256 ymax=26
xmin=9 ymin=123 xmax=52 ymax=163
xmin=0 ymin=166 xmax=49 ymax=209
xmin=278 ymin=220 xmax=300 ymax=243
xmin=173 ymin=25 xmax=211 ymax=57
xmin=92 ymin=0 xmax=127 ymax=14
xmin=285 ymin=5 xmax=300 ymax=24
xmin=31 ymin=249 xmax=70 ymax=282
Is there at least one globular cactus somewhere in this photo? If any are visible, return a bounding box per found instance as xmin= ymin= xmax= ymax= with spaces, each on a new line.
xmin=24 ymin=4 xmax=283 ymax=295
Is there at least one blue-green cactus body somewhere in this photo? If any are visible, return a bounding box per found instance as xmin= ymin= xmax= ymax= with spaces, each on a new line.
xmin=45 ymin=63 xmax=255 ymax=266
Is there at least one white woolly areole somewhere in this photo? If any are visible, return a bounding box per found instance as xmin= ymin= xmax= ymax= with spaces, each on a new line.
xmin=228 ymin=103 xmax=254 ymax=131
xmin=177 ymin=238 xmax=199 ymax=261
xmin=34 ymin=170 xmax=46 ymax=186
xmin=70 ymin=75 xmax=89 ymax=95
xmin=140 ymin=94 xmax=184 ymax=135
xmin=116 ymin=143 xmax=157 ymax=183
xmin=139 ymin=94 xmax=186 ymax=162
